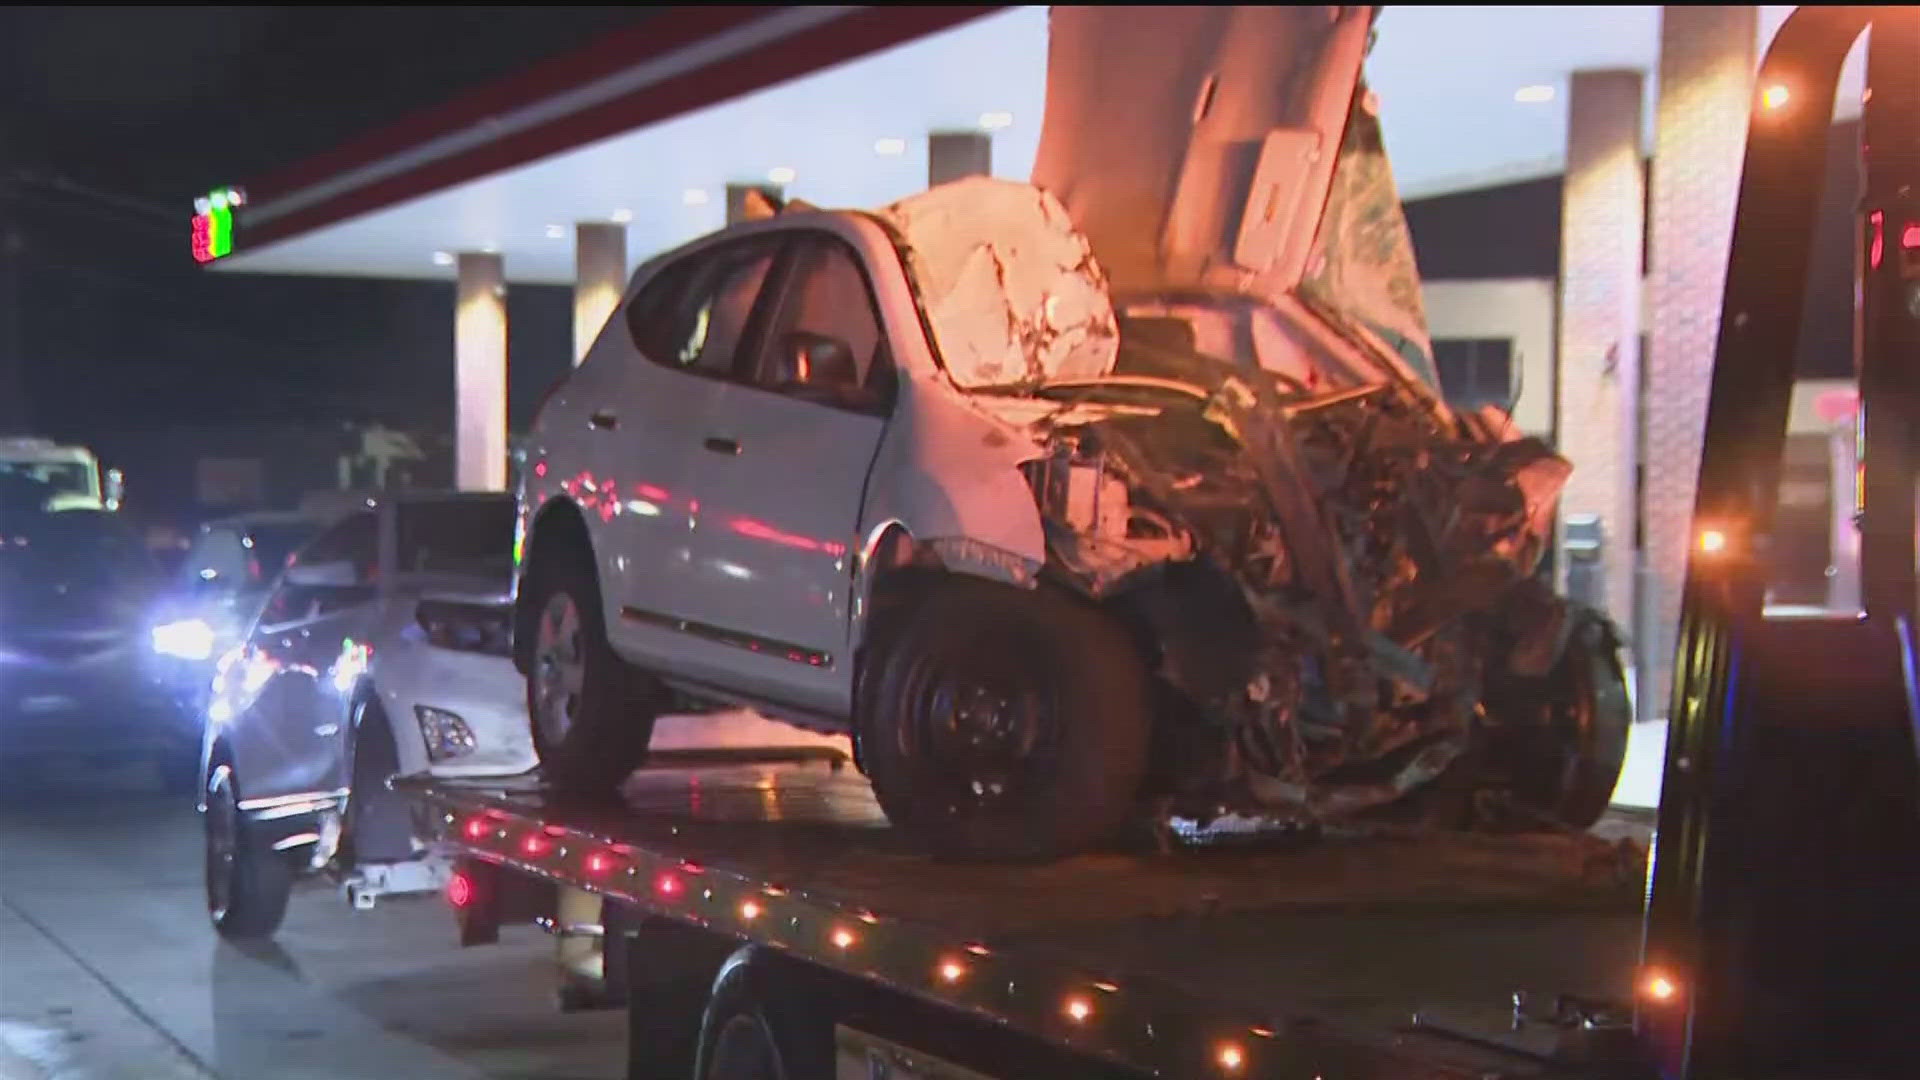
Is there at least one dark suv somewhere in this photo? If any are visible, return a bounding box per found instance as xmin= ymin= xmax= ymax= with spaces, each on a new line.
xmin=0 ymin=508 xmax=196 ymax=785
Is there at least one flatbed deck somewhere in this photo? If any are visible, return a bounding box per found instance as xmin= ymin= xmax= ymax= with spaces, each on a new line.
xmin=401 ymin=753 xmax=1653 ymax=1079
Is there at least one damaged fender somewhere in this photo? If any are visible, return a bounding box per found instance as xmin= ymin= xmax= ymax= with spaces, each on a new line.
xmin=853 ymin=373 xmax=1049 ymax=614
xmin=849 ymin=175 xmax=1121 ymax=637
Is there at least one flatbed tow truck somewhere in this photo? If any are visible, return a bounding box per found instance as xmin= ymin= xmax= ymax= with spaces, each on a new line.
xmin=383 ymin=7 xmax=1917 ymax=1079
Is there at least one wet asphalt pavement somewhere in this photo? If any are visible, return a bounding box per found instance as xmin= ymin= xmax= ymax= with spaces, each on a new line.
xmin=0 ymin=713 xmax=1661 ymax=1080
xmin=0 ymin=751 xmax=626 ymax=1080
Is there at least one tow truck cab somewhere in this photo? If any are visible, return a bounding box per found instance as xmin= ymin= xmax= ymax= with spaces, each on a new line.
xmin=1639 ymin=7 xmax=1920 ymax=1078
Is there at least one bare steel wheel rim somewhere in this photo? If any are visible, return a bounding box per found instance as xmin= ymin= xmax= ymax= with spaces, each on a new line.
xmin=532 ymin=590 xmax=586 ymax=748
xmin=900 ymin=643 xmax=1060 ymax=820
xmin=205 ymin=765 xmax=237 ymax=922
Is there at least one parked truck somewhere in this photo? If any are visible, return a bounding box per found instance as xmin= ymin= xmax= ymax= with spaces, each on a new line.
xmin=0 ymin=436 xmax=122 ymax=513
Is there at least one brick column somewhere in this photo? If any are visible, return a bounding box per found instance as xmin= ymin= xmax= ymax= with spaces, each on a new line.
xmin=1556 ymin=69 xmax=1645 ymax=632
xmin=929 ymin=131 xmax=991 ymax=188
xmin=1640 ymin=6 xmax=1755 ymax=720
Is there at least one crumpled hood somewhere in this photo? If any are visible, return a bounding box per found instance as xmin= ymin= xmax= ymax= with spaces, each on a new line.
xmin=877 ymin=177 xmax=1119 ymax=390
xmin=1027 ymin=5 xmax=1437 ymax=386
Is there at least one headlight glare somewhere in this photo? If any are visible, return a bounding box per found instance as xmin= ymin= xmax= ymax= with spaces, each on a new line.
xmin=152 ymin=618 xmax=218 ymax=661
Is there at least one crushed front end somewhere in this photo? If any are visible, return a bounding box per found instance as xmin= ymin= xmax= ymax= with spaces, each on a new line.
xmin=999 ymin=295 xmax=1626 ymax=829
xmin=868 ymin=3 xmax=1631 ymax=831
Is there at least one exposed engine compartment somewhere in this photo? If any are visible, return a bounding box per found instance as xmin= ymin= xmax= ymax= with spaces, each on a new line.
xmin=992 ymin=299 xmax=1613 ymax=828
xmin=865 ymin=1 xmax=1633 ymax=831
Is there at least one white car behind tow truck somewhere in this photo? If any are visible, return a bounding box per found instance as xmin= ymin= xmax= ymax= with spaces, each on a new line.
xmin=200 ymin=491 xmax=536 ymax=937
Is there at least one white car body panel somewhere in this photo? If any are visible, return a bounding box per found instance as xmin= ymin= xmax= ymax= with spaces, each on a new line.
xmin=853 ymin=378 xmax=1047 ymax=588
xmin=213 ymin=494 xmax=522 ymax=807
xmin=216 ymin=592 xmax=534 ymax=803
xmin=521 ymin=209 xmax=1059 ymax=728
xmin=375 ymin=629 xmax=534 ymax=779
xmin=668 ymin=378 xmax=882 ymax=715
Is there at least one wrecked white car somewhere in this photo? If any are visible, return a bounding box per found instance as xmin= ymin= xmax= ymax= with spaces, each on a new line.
xmin=513 ymin=6 xmax=1629 ymax=860
xmin=510 ymin=175 xmax=1628 ymax=859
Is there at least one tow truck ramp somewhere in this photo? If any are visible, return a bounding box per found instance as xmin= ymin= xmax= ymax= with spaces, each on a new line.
xmin=400 ymin=757 xmax=1652 ymax=1080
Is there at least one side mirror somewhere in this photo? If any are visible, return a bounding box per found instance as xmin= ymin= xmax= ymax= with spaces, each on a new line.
xmin=103 ymin=468 xmax=124 ymax=510
xmin=282 ymin=559 xmax=362 ymax=588
xmin=779 ymin=331 xmax=859 ymax=389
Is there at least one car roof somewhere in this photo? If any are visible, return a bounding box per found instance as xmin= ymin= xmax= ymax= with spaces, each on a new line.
xmin=204 ymin=491 xmax=512 ymax=534
xmin=202 ymin=510 xmax=334 ymax=531
xmin=385 ymin=490 xmax=516 ymax=510
xmin=632 ymin=208 xmax=866 ymax=279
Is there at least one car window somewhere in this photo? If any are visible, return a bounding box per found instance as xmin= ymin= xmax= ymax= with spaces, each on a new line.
xmin=0 ymin=460 xmax=93 ymax=497
xmin=296 ymin=512 xmax=378 ymax=578
xmin=748 ymin=235 xmax=892 ymax=411
xmin=258 ymin=583 xmax=318 ymax=625
xmin=258 ymin=513 xmax=377 ymax=625
xmin=625 ymin=261 xmax=694 ymax=364
xmin=179 ymin=527 xmax=246 ymax=589
xmin=626 ymin=239 xmax=780 ymax=378
xmin=258 ymin=581 xmax=371 ymax=624
xmin=395 ymin=498 xmax=515 ymax=580
xmin=244 ymin=523 xmax=323 ymax=584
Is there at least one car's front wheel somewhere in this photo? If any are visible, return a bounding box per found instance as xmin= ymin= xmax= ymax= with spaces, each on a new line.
xmin=1481 ymin=609 xmax=1634 ymax=830
xmin=857 ymin=577 xmax=1151 ymax=862
xmin=522 ymin=539 xmax=658 ymax=805
xmin=204 ymin=759 xmax=292 ymax=939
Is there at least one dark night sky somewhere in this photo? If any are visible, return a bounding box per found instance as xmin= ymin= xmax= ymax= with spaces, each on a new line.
xmin=0 ymin=6 xmax=649 ymax=459
xmin=0 ymin=7 xmax=1863 ymax=519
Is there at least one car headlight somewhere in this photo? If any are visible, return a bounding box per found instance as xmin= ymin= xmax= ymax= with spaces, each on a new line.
xmin=206 ymin=644 xmax=279 ymax=725
xmin=152 ymin=618 xmax=218 ymax=661
xmin=414 ymin=705 xmax=477 ymax=763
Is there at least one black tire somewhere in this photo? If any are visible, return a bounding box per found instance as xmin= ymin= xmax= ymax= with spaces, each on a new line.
xmin=151 ymin=745 xmax=205 ymax=799
xmin=521 ymin=536 xmax=658 ymax=805
xmin=856 ymin=577 xmax=1151 ymax=862
xmin=204 ymin=758 xmax=293 ymax=940
xmin=702 ymin=1014 xmax=784 ymax=1080
xmin=1484 ymin=612 xmax=1634 ymax=830
xmin=345 ymin=698 xmax=414 ymax=864
xmin=694 ymin=954 xmax=833 ymax=1080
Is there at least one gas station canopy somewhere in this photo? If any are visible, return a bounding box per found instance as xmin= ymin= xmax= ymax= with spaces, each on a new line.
xmin=207 ymin=5 xmax=1831 ymax=285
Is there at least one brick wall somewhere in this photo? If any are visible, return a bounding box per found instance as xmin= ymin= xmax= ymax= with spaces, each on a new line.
xmin=1641 ymin=5 xmax=1756 ymax=720
xmin=1556 ymin=69 xmax=1645 ymax=628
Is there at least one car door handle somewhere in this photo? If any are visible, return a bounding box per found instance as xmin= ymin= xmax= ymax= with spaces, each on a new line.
xmin=703 ymin=436 xmax=741 ymax=456
xmin=589 ymin=410 xmax=619 ymax=431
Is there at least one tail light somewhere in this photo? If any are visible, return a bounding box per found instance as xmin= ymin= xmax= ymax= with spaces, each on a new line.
xmin=447 ymin=869 xmax=476 ymax=908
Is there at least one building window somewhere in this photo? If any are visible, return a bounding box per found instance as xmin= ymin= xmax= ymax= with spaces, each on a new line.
xmin=1432 ymin=337 xmax=1515 ymax=412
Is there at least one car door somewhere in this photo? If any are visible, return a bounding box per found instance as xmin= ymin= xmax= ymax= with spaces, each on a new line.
xmin=672 ymin=230 xmax=896 ymax=716
xmin=591 ymin=233 xmax=790 ymax=670
xmin=227 ymin=512 xmax=380 ymax=801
